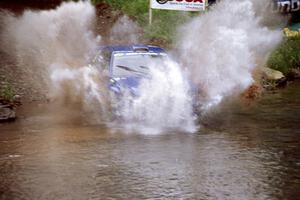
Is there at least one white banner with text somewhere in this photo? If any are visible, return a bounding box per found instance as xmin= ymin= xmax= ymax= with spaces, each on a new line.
xmin=151 ymin=0 xmax=205 ymax=12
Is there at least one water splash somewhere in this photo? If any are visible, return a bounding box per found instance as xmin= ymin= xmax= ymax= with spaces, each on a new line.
xmin=1 ymin=1 xmax=99 ymax=93
xmin=177 ymin=0 xmax=283 ymax=111
xmin=0 ymin=1 xmax=195 ymax=132
xmin=0 ymin=0 xmax=284 ymax=134
xmin=0 ymin=1 xmax=109 ymax=118
xmin=109 ymin=15 xmax=142 ymax=44
xmin=50 ymin=64 xmax=109 ymax=121
xmin=115 ymin=58 xmax=196 ymax=134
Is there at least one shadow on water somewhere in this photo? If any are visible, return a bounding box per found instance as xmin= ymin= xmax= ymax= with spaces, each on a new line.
xmin=0 ymin=83 xmax=299 ymax=199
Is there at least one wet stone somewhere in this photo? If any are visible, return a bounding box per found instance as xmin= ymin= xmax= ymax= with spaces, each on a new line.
xmin=0 ymin=104 xmax=16 ymax=121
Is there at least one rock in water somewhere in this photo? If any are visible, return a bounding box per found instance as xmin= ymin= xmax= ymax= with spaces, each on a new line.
xmin=0 ymin=104 xmax=16 ymax=121
xmin=261 ymin=67 xmax=285 ymax=81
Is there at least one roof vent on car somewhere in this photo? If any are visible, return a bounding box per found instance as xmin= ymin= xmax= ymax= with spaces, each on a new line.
xmin=133 ymin=45 xmax=149 ymax=52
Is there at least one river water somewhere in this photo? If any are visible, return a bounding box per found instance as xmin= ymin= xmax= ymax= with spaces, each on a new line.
xmin=0 ymin=83 xmax=299 ymax=200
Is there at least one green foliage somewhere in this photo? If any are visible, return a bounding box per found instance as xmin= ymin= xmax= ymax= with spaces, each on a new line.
xmin=267 ymin=35 xmax=300 ymax=75
xmin=144 ymin=10 xmax=190 ymax=45
xmin=0 ymin=84 xmax=15 ymax=102
xmin=122 ymin=0 xmax=149 ymax=24
xmin=90 ymin=0 xmax=102 ymax=6
xmin=92 ymin=0 xmax=124 ymax=8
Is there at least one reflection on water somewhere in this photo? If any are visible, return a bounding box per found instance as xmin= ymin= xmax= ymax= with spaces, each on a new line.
xmin=0 ymin=83 xmax=300 ymax=199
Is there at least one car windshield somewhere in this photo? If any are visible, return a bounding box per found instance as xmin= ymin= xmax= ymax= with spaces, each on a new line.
xmin=112 ymin=53 xmax=166 ymax=77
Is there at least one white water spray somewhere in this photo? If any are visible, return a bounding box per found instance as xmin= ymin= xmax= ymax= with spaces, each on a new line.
xmin=109 ymin=15 xmax=142 ymax=44
xmin=0 ymin=0 xmax=284 ymax=133
xmin=0 ymin=1 xmax=109 ymax=118
xmin=1 ymin=0 xmax=196 ymax=133
xmin=116 ymin=58 xmax=196 ymax=134
xmin=178 ymin=0 xmax=283 ymax=111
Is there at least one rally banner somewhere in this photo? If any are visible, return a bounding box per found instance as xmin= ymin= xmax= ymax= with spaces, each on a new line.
xmin=274 ymin=0 xmax=300 ymax=13
xmin=151 ymin=0 xmax=206 ymax=12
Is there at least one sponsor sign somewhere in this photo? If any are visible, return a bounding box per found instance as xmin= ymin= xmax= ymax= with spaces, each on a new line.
xmin=274 ymin=0 xmax=300 ymax=13
xmin=151 ymin=0 xmax=206 ymax=12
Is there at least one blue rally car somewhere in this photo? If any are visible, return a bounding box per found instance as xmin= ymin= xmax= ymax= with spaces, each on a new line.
xmin=98 ymin=44 xmax=168 ymax=97
xmin=91 ymin=44 xmax=200 ymax=115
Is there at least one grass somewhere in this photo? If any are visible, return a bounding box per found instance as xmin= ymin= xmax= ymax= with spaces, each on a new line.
xmin=267 ymin=35 xmax=300 ymax=75
xmin=0 ymin=83 xmax=15 ymax=102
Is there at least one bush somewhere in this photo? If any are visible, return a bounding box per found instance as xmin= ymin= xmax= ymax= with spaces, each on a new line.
xmin=267 ymin=35 xmax=300 ymax=75
xmin=0 ymin=84 xmax=15 ymax=102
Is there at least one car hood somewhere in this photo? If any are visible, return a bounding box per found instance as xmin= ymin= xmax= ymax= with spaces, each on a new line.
xmin=114 ymin=76 xmax=142 ymax=89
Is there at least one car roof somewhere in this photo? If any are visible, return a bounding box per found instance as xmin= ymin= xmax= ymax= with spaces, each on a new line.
xmin=100 ymin=44 xmax=166 ymax=54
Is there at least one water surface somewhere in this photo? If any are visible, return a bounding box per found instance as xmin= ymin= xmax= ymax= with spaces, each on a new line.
xmin=0 ymin=83 xmax=299 ymax=200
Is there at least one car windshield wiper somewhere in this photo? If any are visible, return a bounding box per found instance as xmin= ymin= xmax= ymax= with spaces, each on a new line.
xmin=116 ymin=65 xmax=147 ymax=75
